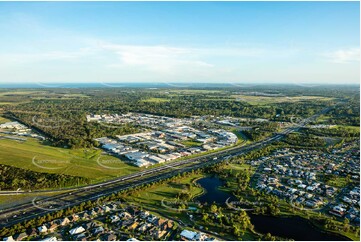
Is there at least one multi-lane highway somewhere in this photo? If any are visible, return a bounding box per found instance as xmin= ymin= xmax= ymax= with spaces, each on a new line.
xmin=0 ymin=105 xmax=334 ymax=229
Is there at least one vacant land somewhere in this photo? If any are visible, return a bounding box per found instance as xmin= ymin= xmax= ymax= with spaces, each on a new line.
xmin=0 ymin=117 xmax=11 ymax=124
xmin=125 ymin=173 xmax=204 ymax=221
xmin=231 ymin=95 xmax=334 ymax=105
xmin=0 ymin=137 xmax=140 ymax=182
xmin=180 ymin=140 xmax=203 ymax=147
xmin=142 ymin=97 xmax=170 ymax=103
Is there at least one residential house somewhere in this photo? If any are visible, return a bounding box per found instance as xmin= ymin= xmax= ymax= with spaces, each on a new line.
xmin=151 ymin=230 xmax=167 ymax=240
xmin=153 ymin=218 xmax=166 ymax=227
xmin=128 ymin=221 xmax=139 ymax=230
xmin=47 ymin=223 xmax=59 ymax=233
xmin=41 ymin=237 xmax=57 ymax=241
xmin=13 ymin=232 xmax=27 ymax=241
xmin=2 ymin=236 xmax=14 ymax=241
xmin=194 ymin=232 xmax=208 ymax=241
xmin=25 ymin=228 xmax=37 ymax=237
xmin=119 ymin=211 xmax=132 ymax=220
xmin=161 ymin=220 xmax=173 ymax=231
xmin=73 ymin=233 xmax=86 ymax=241
xmin=92 ymin=226 xmax=104 ymax=235
xmin=69 ymin=226 xmax=85 ymax=235
xmin=37 ymin=225 xmax=48 ymax=233
xmin=139 ymin=211 xmax=149 ymax=219
xmin=110 ymin=215 xmax=120 ymax=223
xmin=84 ymin=221 xmax=98 ymax=230
xmin=137 ymin=223 xmax=151 ymax=233
xmin=101 ymin=233 xmax=117 ymax=241
xmin=58 ymin=217 xmax=70 ymax=226
xmin=147 ymin=214 xmax=158 ymax=223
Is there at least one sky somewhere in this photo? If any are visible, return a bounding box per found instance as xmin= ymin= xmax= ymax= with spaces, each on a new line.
xmin=0 ymin=1 xmax=359 ymax=85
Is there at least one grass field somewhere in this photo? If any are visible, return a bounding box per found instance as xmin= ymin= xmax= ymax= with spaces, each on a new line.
xmin=0 ymin=102 xmax=25 ymax=106
xmin=126 ymin=173 xmax=204 ymax=221
xmin=0 ymin=117 xmax=11 ymax=124
xmin=231 ymin=95 xmax=334 ymax=105
xmin=168 ymin=89 xmax=224 ymax=94
xmin=231 ymin=129 xmax=248 ymax=141
xmin=0 ymin=136 xmax=140 ymax=183
xmin=226 ymin=163 xmax=255 ymax=173
xmin=180 ymin=140 xmax=203 ymax=147
xmin=32 ymin=93 xmax=90 ymax=100
xmin=333 ymin=125 xmax=360 ymax=132
xmin=142 ymin=97 xmax=170 ymax=103
xmin=324 ymin=175 xmax=349 ymax=188
xmin=0 ymin=91 xmax=42 ymax=96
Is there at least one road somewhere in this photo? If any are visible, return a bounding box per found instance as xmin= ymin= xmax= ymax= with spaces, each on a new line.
xmin=0 ymin=105 xmax=334 ymax=229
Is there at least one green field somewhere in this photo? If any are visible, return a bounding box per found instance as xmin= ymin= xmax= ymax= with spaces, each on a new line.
xmin=0 ymin=91 xmax=42 ymax=96
xmin=231 ymin=94 xmax=334 ymax=105
xmin=142 ymin=97 xmax=170 ymax=103
xmin=0 ymin=136 xmax=140 ymax=183
xmin=126 ymin=173 xmax=204 ymax=220
xmin=180 ymin=140 xmax=203 ymax=147
xmin=324 ymin=175 xmax=349 ymax=188
xmin=0 ymin=117 xmax=11 ymax=124
xmin=333 ymin=125 xmax=360 ymax=132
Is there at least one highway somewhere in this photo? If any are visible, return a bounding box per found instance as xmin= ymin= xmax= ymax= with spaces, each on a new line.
xmin=0 ymin=105 xmax=334 ymax=229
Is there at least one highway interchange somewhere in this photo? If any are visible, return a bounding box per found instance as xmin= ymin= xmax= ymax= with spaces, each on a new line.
xmin=0 ymin=105 xmax=334 ymax=229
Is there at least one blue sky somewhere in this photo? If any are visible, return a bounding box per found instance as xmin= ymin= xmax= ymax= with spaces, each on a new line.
xmin=0 ymin=1 xmax=359 ymax=84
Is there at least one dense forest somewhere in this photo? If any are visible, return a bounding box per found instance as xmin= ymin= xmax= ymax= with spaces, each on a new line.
xmin=0 ymin=164 xmax=90 ymax=190
xmin=283 ymin=133 xmax=327 ymax=147
xmin=1 ymin=86 xmax=358 ymax=148
xmin=242 ymin=122 xmax=280 ymax=141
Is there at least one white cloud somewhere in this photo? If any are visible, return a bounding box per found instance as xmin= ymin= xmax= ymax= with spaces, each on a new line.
xmin=324 ymin=48 xmax=360 ymax=63
xmin=0 ymin=48 xmax=96 ymax=65
xmin=1 ymin=40 xmax=358 ymax=84
xmin=98 ymin=43 xmax=214 ymax=73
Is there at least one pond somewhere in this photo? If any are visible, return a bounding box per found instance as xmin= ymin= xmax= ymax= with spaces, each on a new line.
xmin=195 ymin=176 xmax=236 ymax=204
xmin=249 ymin=214 xmax=350 ymax=241
xmin=195 ymin=176 xmax=350 ymax=241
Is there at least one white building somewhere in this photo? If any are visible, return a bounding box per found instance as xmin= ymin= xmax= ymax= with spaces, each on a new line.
xmin=134 ymin=159 xmax=151 ymax=167
xmin=147 ymin=155 xmax=165 ymax=164
xmin=125 ymin=152 xmax=149 ymax=161
xmin=69 ymin=226 xmax=85 ymax=235
xmin=38 ymin=225 xmax=48 ymax=233
xmin=2 ymin=236 xmax=14 ymax=241
xmin=180 ymin=230 xmax=197 ymax=240
xmin=41 ymin=237 xmax=57 ymax=241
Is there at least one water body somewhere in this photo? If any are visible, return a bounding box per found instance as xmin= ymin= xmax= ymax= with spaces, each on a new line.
xmin=195 ymin=176 xmax=237 ymax=204
xmin=249 ymin=214 xmax=350 ymax=241
xmin=195 ymin=176 xmax=349 ymax=241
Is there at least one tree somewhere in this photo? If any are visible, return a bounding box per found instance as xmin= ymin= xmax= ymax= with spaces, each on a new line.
xmin=210 ymin=204 xmax=218 ymax=213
